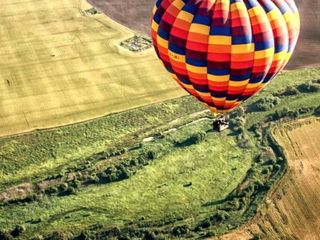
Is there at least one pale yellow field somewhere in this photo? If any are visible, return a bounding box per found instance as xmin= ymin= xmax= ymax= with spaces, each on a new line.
xmin=215 ymin=118 xmax=320 ymax=240
xmin=0 ymin=0 xmax=184 ymax=137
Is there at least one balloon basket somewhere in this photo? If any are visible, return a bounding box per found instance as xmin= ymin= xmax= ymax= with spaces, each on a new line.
xmin=213 ymin=116 xmax=229 ymax=132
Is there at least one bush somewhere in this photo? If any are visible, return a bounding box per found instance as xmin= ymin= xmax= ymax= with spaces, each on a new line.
xmin=32 ymin=235 xmax=44 ymax=240
xmin=144 ymin=231 xmax=157 ymax=240
xmin=71 ymin=180 xmax=81 ymax=189
xmin=58 ymin=183 xmax=68 ymax=192
xmin=86 ymin=175 xmax=99 ymax=184
xmin=314 ymin=106 xmax=320 ymax=116
xmin=146 ymin=150 xmax=157 ymax=160
xmin=229 ymin=116 xmax=246 ymax=132
xmin=66 ymin=186 xmax=76 ymax=195
xmin=201 ymin=220 xmax=211 ymax=228
xmin=250 ymin=96 xmax=281 ymax=112
xmin=268 ymin=107 xmax=298 ymax=121
xmin=205 ymin=231 xmax=216 ymax=237
xmin=75 ymin=231 xmax=93 ymax=240
xmin=0 ymin=230 xmax=13 ymax=240
xmin=46 ymin=231 xmax=72 ymax=240
xmin=276 ymin=86 xmax=299 ymax=96
xmin=297 ymin=82 xmax=320 ymax=93
xmin=210 ymin=211 xmax=229 ymax=224
xmin=298 ymin=107 xmax=312 ymax=115
xmin=252 ymin=234 xmax=261 ymax=240
xmin=312 ymin=79 xmax=320 ymax=84
xmin=98 ymin=172 xmax=109 ymax=183
xmin=237 ymin=134 xmax=252 ymax=148
xmin=129 ymin=158 xmax=138 ymax=166
xmin=117 ymin=165 xmax=131 ymax=180
xmin=172 ymin=225 xmax=189 ymax=236
xmin=45 ymin=186 xmax=58 ymax=195
xmin=175 ymin=131 xmax=206 ymax=147
xmin=11 ymin=225 xmax=26 ymax=237
xmin=261 ymin=168 xmax=271 ymax=175
xmin=189 ymin=131 xmax=206 ymax=144
xmin=229 ymin=106 xmax=246 ymax=118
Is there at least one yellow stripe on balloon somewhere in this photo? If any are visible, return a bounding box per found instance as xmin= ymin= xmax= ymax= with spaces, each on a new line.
xmin=212 ymin=96 xmax=226 ymax=102
xmin=248 ymin=6 xmax=265 ymax=17
xmin=197 ymin=92 xmax=211 ymax=97
xmin=273 ymin=51 xmax=287 ymax=60
xmin=254 ymin=48 xmax=274 ymax=59
xmin=151 ymin=21 xmax=159 ymax=32
xmin=231 ymin=44 xmax=254 ymax=54
xmin=156 ymin=35 xmax=168 ymax=48
xmin=231 ymin=2 xmax=246 ymax=12
xmin=186 ymin=64 xmax=207 ymax=74
xmin=177 ymin=11 xmax=194 ymax=22
xmin=209 ymin=36 xmax=232 ymax=45
xmin=245 ymin=82 xmax=262 ymax=89
xmin=267 ymin=9 xmax=279 ymax=21
xmin=229 ymin=80 xmax=249 ymax=87
xmin=189 ymin=24 xmax=210 ymax=34
xmin=169 ymin=51 xmax=186 ymax=62
xmin=172 ymin=0 xmax=185 ymax=9
xmin=208 ymin=74 xmax=230 ymax=82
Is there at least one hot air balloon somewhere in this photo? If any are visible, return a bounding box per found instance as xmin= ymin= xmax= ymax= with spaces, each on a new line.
xmin=151 ymin=0 xmax=300 ymax=129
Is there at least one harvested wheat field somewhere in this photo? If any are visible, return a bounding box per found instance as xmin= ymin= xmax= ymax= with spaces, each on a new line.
xmin=0 ymin=0 xmax=184 ymax=137
xmin=89 ymin=0 xmax=320 ymax=70
xmin=215 ymin=118 xmax=320 ymax=240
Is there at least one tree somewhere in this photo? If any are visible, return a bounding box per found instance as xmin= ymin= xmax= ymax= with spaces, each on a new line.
xmin=297 ymin=82 xmax=319 ymax=93
xmin=314 ymin=106 xmax=320 ymax=116
xmin=117 ymin=165 xmax=131 ymax=180
xmin=250 ymin=96 xmax=281 ymax=111
xmin=47 ymin=231 xmax=72 ymax=240
xmin=276 ymin=86 xmax=299 ymax=96
xmin=0 ymin=230 xmax=13 ymax=240
xmin=11 ymin=225 xmax=26 ymax=237
xmin=172 ymin=225 xmax=189 ymax=236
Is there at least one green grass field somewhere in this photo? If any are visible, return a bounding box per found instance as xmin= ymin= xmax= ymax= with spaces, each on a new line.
xmin=0 ymin=0 xmax=184 ymax=137
xmin=0 ymin=131 xmax=254 ymax=238
xmin=0 ymin=68 xmax=319 ymax=239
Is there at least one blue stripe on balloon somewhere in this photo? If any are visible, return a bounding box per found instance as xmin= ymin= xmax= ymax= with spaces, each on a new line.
xmin=183 ymin=3 xmax=197 ymax=14
xmin=230 ymin=73 xmax=251 ymax=81
xmin=232 ymin=35 xmax=252 ymax=44
xmin=254 ymin=40 xmax=274 ymax=50
xmin=153 ymin=13 xmax=162 ymax=24
xmin=158 ymin=27 xmax=170 ymax=40
xmin=193 ymin=15 xmax=211 ymax=25
xmin=208 ymin=68 xmax=230 ymax=75
xmin=168 ymin=43 xmax=186 ymax=55
xmin=210 ymin=26 xmax=231 ymax=36
xmin=186 ymin=57 xmax=207 ymax=67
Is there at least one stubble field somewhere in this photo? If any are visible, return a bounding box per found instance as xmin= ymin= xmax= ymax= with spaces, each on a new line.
xmin=0 ymin=0 xmax=184 ymax=137
xmin=216 ymin=118 xmax=320 ymax=240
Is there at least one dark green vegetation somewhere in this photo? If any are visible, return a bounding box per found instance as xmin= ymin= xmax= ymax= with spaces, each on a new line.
xmin=0 ymin=68 xmax=319 ymax=239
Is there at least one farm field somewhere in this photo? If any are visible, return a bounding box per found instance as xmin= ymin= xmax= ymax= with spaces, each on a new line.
xmin=89 ymin=0 xmax=320 ymax=70
xmin=0 ymin=0 xmax=184 ymax=137
xmin=216 ymin=118 xmax=320 ymax=240
xmin=0 ymin=67 xmax=319 ymax=239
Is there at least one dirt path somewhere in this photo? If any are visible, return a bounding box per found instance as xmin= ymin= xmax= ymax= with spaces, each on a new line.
xmin=215 ymin=118 xmax=320 ymax=240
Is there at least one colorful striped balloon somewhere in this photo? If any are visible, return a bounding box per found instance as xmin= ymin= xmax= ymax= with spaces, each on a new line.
xmin=151 ymin=0 xmax=300 ymax=114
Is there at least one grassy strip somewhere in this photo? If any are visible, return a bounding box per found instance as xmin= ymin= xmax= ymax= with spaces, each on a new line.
xmin=0 ymin=97 xmax=206 ymax=191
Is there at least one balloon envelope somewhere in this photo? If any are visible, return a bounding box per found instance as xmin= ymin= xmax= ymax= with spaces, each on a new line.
xmin=151 ymin=0 xmax=300 ymax=114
